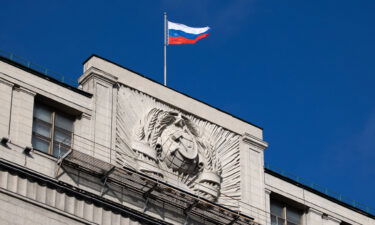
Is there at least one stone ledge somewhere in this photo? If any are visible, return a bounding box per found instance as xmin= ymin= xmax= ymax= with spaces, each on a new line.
xmin=242 ymin=133 xmax=268 ymax=151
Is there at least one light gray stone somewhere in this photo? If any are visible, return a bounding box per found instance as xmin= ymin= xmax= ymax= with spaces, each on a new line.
xmin=0 ymin=55 xmax=373 ymax=225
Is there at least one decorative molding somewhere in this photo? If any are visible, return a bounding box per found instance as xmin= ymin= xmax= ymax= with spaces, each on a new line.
xmin=0 ymin=77 xmax=14 ymax=87
xmin=0 ymin=188 xmax=96 ymax=225
xmin=325 ymin=215 xmax=342 ymax=224
xmin=14 ymin=86 xmax=36 ymax=96
xmin=242 ymin=132 xmax=268 ymax=152
xmin=78 ymin=67 xmax=118 ymax=85
xmin=308 ymin=207 xmax=323 ymax=216
xmin=115 ymin=86 xmax=241 ymax=209
xmin=0 ymin=160 xmax=161 ymax=225
xmin=80 ymin=112 xmax=92 ymax=120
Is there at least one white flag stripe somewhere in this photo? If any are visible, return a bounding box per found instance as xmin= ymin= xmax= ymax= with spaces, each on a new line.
xmin=168 ymin=21 xmax=210 ymax=34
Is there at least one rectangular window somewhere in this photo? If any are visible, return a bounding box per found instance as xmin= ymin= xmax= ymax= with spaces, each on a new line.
xmin=271 ymin=200 xmax=303 ymax=225
xmin=32 ymin=103 xmax=74 ymax=158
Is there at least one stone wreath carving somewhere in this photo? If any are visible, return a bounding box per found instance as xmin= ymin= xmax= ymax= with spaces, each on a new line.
xmin=115 ymin=87 xmax=241 ymax=208
xmin=132 ymin=108 xmax=222 ymax=201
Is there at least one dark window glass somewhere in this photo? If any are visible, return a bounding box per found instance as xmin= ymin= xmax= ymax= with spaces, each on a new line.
xmin=271 ymin=201 xmax=284 ymax=218
xmin=33 ymin=120 xmax=52 ymax=138
xmin=34 ymin=105 xmax=52 ymax=123
xmin=271 ymin=215 xmax=277 ymax=225
xmin=287 ymin=208 xmax=302 ymax=224
xmin=54 ymin=128 xmax=72 ymax=145
xmin=55 ymin=113 xmax=73 ymax=131
xmin=32 ymin=136 xmax=50 ymax=153
xmin=53 ymin=143 xmax=69 ymax=157
xmin=271 ymin=215 xmax=285 ymax=225
xmin=32 ymin=103 xmax=74 ymax=158
xmin=271 ymin=200 xmax=303 ymax=225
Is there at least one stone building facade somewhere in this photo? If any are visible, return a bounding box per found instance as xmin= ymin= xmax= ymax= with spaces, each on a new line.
xmin=0 ymin=54 xmax=373 ymax=225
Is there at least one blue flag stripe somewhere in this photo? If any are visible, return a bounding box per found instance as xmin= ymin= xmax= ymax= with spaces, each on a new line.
xmin=168 ymin=29 xmax=210 ymax=39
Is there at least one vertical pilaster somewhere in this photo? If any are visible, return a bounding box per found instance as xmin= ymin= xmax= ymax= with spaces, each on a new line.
xmin=78 ymin=69 xmax=118 ymax=163
xmin=240 ymin=133 xmax=268 ymax=224
xmin=323 ymin=215 xmax=341 ymax=225
xmin=306 ymin=208 xmax=323 ymax=225
xmin=9 ymin=87 xmax=36 ymax=148
xmin=110 ymin=83 xmax=119 ymax=164
xmin=265 ymin=189 xmax=272 ymax=225
xmin=0 ymin=78 xmax=14 ymax=139
xmin=73 ymin=113 xmax=93 ymax=155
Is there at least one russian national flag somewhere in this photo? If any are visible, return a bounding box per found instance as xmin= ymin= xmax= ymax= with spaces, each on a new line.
xmin=168 ymin=21 xmax=210 ymax=45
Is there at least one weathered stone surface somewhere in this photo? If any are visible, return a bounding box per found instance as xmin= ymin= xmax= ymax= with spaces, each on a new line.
xmin=0 ymin=55 xmax=373 ymax=225
xmin=115 ymin=86 xmax=241 ymax=207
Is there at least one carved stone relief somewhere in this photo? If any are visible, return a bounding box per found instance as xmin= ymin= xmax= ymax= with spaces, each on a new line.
xmin=115 ymin=86 xmax=241 ymax=209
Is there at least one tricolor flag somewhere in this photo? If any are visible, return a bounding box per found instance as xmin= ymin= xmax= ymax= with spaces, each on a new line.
xmin=168 ymin=21 xmax=210 ymax=45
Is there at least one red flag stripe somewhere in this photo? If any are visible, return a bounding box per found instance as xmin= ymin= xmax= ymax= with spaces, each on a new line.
xmin=168 ymin=33 xmax=209 ymax=45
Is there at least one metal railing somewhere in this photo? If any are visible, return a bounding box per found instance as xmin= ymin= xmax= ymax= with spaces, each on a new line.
xmin=1 ymin=49 xmax=372 ymax=218
xmin=265 ymin=163 xmax=374 ymax=215
xmin=0 ymin=49 xmax=78 ymax=87
xmin=59 ymin=148 xmax=258 ymax=225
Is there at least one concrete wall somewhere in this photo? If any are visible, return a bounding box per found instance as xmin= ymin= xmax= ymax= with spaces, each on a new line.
xmin=0 ymin=56 xmax=374 ymax=225
xmin=0 ymin=164 xmax=143 ymax=225
xmin=0 ymin=61 xmax=92 ymax=114
xmin=0 ymin=78 xmax=13 ymax=139
xmin=240 ymin=133 xmax=268 ymax=224
xmin=0 ymin=192 xmax=86 ymax=225
xmin=0 ymin=142 xmax=213 ymax=225
xmin=0 ymin=58 xmax=243 ymax=224
xmin=265 ymin=172 xmax=375 ymax=225
xmin=9 ymin=87 xmax=35 ymax=148
xmin=81 ymin=56 xmax=263 ymax=139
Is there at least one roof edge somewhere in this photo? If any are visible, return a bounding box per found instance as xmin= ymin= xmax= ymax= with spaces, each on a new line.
xmin=82 ymin=54 xmax=263 ymax=130
xmin=265 ymin=168 xmax=375 ymax=219
xmin=0 ymin=55 xmax=93 ymax=98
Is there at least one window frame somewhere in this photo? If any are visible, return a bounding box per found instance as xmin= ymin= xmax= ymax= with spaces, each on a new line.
xmin=271 ymin=200 xmax=303 ymax=225
xmin=32 ymin=103 xmax=75 ymax=158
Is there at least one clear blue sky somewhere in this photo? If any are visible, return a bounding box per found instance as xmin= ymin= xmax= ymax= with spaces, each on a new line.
xmin=1 ymin=0 xmax=374 ymax=210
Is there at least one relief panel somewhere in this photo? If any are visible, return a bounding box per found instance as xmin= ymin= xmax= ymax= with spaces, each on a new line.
xmin=115 ymin=86 xmax=241 ymax=209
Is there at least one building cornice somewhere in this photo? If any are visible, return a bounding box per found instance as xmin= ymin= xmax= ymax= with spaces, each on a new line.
xmin=265 ymin=168 xmax=375 ymax=219
xmin=324 ymin=215 xmax=342 ymax=224
xmin=78 ymin=67 xmax=118 ymax=86
xmin=0 ymin=77 xmax=14 ymax=87
xmin=0 ymin=159 xmax=170 ymax=225
xmin=0 ymin=55 xmax=92 ymax=98
xmin=80 ymin=112 xmax=92 ymax=120
xmin=242 ymin=132 xmax=268 ymax=151
xmin=80 ymin=54 xmax=263 ymax=138
xmin=0 ymin=188 xmax=95 ymax=225
xmin=308 ymin=208 xmax=323 ymax=215
xmin=14 ymin=86 xmax=36 ymax=96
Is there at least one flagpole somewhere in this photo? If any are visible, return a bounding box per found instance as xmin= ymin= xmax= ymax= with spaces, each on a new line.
xmin=164 ymin=12 xmax=167 ymax=86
